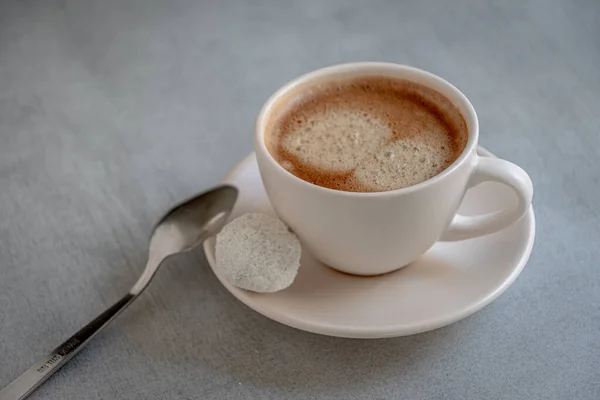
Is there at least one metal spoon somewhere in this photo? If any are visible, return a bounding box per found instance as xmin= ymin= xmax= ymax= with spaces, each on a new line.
xmin=0 ymin=185 xmax=238 ymax=400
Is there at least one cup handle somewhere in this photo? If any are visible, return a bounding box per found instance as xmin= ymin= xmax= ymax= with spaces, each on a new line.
xmin=440 ymin=156 xmax=533 ymax=241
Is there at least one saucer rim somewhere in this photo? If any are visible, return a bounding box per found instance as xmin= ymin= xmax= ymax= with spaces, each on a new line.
xmin=204 ymin=146 xmax=536 ymax=338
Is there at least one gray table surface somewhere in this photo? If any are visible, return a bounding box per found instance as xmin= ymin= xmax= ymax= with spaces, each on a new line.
xmin=1 ymin=0 xmax=599 ymax=399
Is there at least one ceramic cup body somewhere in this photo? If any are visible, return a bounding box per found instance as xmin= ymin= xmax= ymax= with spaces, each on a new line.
xmin=255 ymin=63 xmax=533 ymax=275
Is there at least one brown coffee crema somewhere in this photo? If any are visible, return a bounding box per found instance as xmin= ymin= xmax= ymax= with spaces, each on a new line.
xmin=264 ymin=76 xmax=468 ymax=192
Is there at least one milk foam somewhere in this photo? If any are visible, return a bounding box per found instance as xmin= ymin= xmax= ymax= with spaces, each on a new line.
xmin=354 ymin=137 xmax=455 ymax=191
xmin=265 ymin=76 xmax=467 ymax=192
xmin=280 ymin=110 xmax=391 ymax=173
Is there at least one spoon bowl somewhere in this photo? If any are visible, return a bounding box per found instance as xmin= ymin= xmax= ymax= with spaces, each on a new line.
xmin=153 ymin=184 xmax=238 ymax=252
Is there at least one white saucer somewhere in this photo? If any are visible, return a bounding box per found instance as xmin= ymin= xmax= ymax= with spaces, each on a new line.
xmin=203 ymin=147 xmax=535 ymax=338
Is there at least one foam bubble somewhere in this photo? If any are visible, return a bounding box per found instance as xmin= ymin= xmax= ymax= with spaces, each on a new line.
xmin=280 ymin=160 xmax=295 ymax=172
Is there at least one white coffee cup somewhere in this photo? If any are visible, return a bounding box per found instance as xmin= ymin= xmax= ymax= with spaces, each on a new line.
xmin=254 ymin=62 xmax=533 ymax=276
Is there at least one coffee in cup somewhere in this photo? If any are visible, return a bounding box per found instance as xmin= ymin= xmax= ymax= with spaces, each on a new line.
xmin=264 ymin=76 xmax=468 ymax=192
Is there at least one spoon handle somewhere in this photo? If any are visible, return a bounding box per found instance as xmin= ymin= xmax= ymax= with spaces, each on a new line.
xmin=0 ymin=293 xmax=137 ymax=400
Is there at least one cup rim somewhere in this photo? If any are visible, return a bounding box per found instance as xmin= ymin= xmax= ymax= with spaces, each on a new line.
xmin=255 ymin=62 xmax=479 ymax=197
